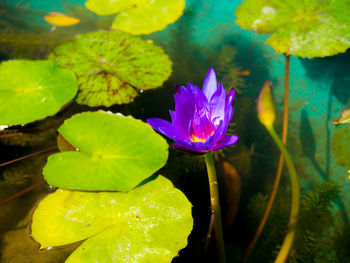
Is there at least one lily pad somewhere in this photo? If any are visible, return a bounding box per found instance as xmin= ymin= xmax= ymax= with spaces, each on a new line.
xmin=31 ymin=175 xmax=193 ymax=263
xmin=235 ymin=0 xmax=350 ymax=57
xmin=0 ymin=60 xmax=78 ymax=126
xmin=85 ymin=0 xmax=185 ymax=35
xmin=43 ymin=111 xmax=169 ymax=191
xmin=49 ymin=30 xmax=172 ymax=107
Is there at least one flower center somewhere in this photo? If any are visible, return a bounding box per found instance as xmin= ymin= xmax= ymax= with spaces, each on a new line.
xmin=189 ymin=110 xmax=215 ymax=143
xmin=191 ymin=130 xmax=214 ymax=142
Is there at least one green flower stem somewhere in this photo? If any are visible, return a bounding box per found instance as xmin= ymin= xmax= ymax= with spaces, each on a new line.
xmin=204 ymin=152 xmax=226 ymax=263
xmin=265 ymin=125 xmax=300 ymax=263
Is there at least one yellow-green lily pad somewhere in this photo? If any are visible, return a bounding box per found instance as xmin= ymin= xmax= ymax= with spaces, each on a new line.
xmin=49 ymin=30 xmax=172 ymax=107
xmin=85 ymin=0 xmax=185 ymax=35
xmin=31 ymin=175 xmax=193 ymax=263
xmin=43 ymin=111 xmax=169 ymax=191
xmin=235 ymin=0 xmax=350 ymax=57
xmin=0 ymin=60 xmax=78 ymax=126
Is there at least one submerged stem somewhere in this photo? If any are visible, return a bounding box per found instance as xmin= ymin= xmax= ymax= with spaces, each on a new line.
xmin=266 ymin=125 xmax=300 ymax=263
xmin=204 ymin=152 xmax=226 ymax=263
xmin=0 ymin=145 xmax=57 ymax=167
xmin=243 ymin=55 xmax=290 ymax=262
xmin=0 ymin=181 xmax=45 ymax=206
xmin=36 ymin=25 xmax=56 ymax=59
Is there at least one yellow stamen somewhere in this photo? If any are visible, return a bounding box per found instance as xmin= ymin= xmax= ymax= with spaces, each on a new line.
xmin=190 ymin=130 xmax=214 ymax=143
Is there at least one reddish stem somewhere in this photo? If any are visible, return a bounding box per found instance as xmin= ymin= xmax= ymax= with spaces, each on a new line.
xmin=0 ymin=181 xmax=45 ymax=205
xmin=242 ymin=54 xmax=290 ymax=262
xmin=0 ymin=145 xmax=57 ymax=168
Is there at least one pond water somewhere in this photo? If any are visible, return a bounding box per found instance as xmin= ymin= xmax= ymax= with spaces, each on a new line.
xmin=1 ymin=0 xmax=350 ymax=262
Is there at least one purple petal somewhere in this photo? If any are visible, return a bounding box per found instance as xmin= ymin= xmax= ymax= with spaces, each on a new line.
xmin=209 ymin=83 xmax=226 ymax=126
xmin=147 ymin=118 xmax=176 ymax=140
xmin=226 ymin=88 xmax=235 ymax=105
xmin=202 ymin=68 xmax=217 ymax=100
xmin=173 ymin=141 xmax=211 ymax=153
xmin=211 ymin=135 xmax=239 ymax=151
xmin=174 ymin=85 xmax=195 ymax=139
xmin=169 ymin=110 xmax=176 ymax=123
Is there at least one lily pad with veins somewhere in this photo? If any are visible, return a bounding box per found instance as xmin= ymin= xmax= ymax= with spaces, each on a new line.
xmin=49 ymin=30 xmax=172 ymax=107
xmin=85 ymin=0 xmax=185 ymax=35
xmin=235 ymin=0 xmax=350 ymax=57
xmin=31 ymin=175 xmax=193 ymax=263
xmin=43 ymin=111 xmax=169 ymax=191
xmin=0 ymin=60 xmax=78 ymax=126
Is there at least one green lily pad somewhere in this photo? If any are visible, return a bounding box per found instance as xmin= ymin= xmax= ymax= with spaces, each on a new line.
xmin=235 ymin=0 xmax=350 ymax=57
xmin=85 ymin=0 xmax=185 ymax=35
xmin=31 ymin=175 xmax=193 ymax=263
xmin=0 ymin=60 xmax=78 ymax=125
xmin=49 ymin=30 xmax=172 ymax=107
xmin=43 ymin=111 xmax=168 ymax=191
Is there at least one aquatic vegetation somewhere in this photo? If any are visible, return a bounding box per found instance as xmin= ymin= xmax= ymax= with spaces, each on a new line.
xmin=49 ymin=30 xmax=172 ymax=107
xmin=44 ymin=111 xmax=168 ymax=191
xmin=246 ymin=180 xmax=341 ymax=262
xmin=147 ymin=68 xmax=238 ymax=153
xmin=235 ymin=0 xmax=350 ymax=58
xmin=215 ymin=46 xmax=246 ymax=93
xmin=85 ymin=0 xmax=185 ymax=35
xmin=331 ymin=125 xmax=350 ymax=169
xmin=256 ymin=81 xmax=300 ymax=263
xmin=0 ymin=60 xmax=78 ymax=126
xmin=0 ymin=126 xmax=56 ymax=147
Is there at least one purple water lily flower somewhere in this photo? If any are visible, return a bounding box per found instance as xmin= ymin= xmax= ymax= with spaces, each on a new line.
xmin=147 ymin=68 xmax=239 ymax=153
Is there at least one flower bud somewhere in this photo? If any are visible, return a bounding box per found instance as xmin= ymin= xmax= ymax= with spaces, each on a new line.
xmin=257 ymin=81 xmax=275 ymax=126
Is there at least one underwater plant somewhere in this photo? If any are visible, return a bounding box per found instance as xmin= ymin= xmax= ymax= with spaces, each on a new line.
xmin=31 ymin=111 xmax=193 ymax=262
xmin=0 ymin=60 xmax=78 ymax=126
xmin=257 ymin=81 xmax=300 ymax=263
xmin=84 ymin=0 xmax=185 ymax=35
xmin=246 ymin=180 xmax=341 ymax=262
xmin=49 ymin=30 xmax=172 ymax=107
xmin=234 ymin=1 xmax=350 ymax=259
xmin=147 ymin=68 xmax=239 ymax=263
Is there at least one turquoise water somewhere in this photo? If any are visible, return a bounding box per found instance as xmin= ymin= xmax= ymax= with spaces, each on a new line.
xmin=1 ymin=0 xmax=350 ymax=262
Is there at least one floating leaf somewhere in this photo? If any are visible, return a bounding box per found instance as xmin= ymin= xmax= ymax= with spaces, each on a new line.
xmin=235 ymin=0 xmax=350 ymax=57
xmin=85 ymin=0 xmax=185 ymax=35
xmin=0 ymin=60 xmax=78 ymax=126
xmin=44 ymin=12 xmax=80 ymax=27
xmin=44 ymin=111 xmax=168 ymax=191
xmin=49 ymin=30 xmax=172 ymax=107
xmin=31 ymin=175 xmax=193 ymax=263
